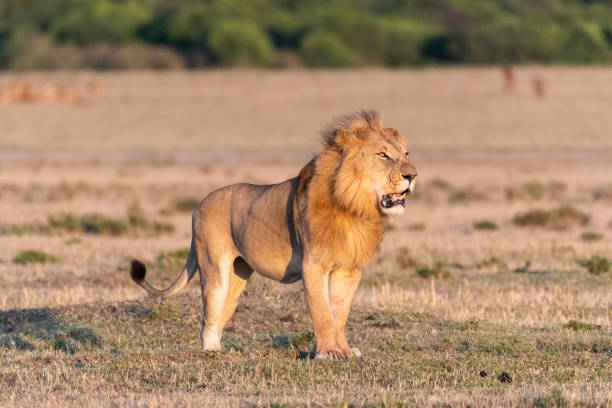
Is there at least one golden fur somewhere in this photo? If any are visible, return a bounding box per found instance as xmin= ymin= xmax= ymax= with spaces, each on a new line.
xmin=130 ymin=110 xmax=417 ymax=359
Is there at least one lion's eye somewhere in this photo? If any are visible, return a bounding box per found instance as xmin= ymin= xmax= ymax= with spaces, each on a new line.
xmin=405 ymin=152 xmax=410 ymax=157
xmin=377 ymin=152 xmax=389 ymax=159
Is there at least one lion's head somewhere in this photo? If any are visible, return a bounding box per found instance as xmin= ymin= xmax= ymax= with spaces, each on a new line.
xmin=319 ymin=110 xmax=417 ymax=218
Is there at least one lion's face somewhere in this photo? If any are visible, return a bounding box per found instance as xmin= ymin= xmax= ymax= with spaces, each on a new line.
xmin=360 ymin=128 xmax=417 ymax=216
xmin=331 ymin=126 xmax=417 ymax=217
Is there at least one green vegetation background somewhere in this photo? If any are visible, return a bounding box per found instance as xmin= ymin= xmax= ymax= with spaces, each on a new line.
xmin=1 ymin=0 xmax=612 ymax=69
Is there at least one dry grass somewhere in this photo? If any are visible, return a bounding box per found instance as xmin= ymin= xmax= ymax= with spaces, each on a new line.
xmin=1 ymin=68 xmax=612 ymax=407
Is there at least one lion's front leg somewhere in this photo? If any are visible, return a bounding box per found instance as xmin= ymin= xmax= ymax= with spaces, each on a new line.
xmin=329 ymin=268 xmax=362 ymax=357
xmin=302 ymin=263 xmax=346 ymax=359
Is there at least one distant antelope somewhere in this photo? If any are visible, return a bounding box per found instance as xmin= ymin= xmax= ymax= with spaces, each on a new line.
xmin=531 ymin=75 xmax=546 ymax=99
xmin=501 ymin=65 xmax=515 ymax=92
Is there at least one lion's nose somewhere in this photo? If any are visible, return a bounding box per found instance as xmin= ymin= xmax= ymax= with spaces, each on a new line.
xmin=402 ymin=173 xmax=417 ymax=182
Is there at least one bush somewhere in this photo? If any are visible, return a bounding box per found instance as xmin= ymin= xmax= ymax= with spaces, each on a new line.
xmin=8 ymin=37 xmax=183 ymax=70
xmin=380 ymin=20 xmax=432 ymax=66
xmin=14 ymin=250 xmax=60 ymax=264
xmin=300 ymin=31 xmax=357 ymax=68
xmin=51 ymin=1 xmax=151 ymax=45
xmin=424 ymin=19 xmax=564 ymax=63
xmin=208 ymin=20 xmax=273 ymax=66
xmin=556 ymin=22 xmax=610 ymax=63
xmin=266 ymin=10 xmax=306 ymax=48
xmin=577 ymin=255 xmax=611 ymax=275
xmin=166 ymin=4 xmax=212 ymax=47
xmin=81 ymin=44 xmax=184 ymax=70
xmin=473 ymin=220 xmax=498 ymax=230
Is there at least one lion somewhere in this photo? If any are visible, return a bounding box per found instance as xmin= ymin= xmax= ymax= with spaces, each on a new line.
xmin=130 ymin=110 xmax=417 ymax=359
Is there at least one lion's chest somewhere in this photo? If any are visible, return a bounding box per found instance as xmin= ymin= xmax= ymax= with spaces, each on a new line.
xmin=310 ymin=213 xmax=384 ymax=270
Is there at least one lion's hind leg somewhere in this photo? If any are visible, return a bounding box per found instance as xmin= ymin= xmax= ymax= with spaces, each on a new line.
xmin=198 ymin=255 xmax=253 ymax=351
xmin=220 ymin=257 xmax=253 ymax=329
xmin=198 ymin=255 xmax=232 ymax=351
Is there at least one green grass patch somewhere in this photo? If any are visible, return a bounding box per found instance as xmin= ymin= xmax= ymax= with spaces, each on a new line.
xmin=564 ymin=320 xmax=601 ymax=331
xmin=384 ymin=223 xmax=396 ymax=231
xmin=524 ymin=181 xmax=546 ymax=200
xmin=172 ymin=197 xmax=200 ymax=213
xmin=396 ymin=247 xmax=417 ymax=269
xmin=576 ymin=255 xmax=611 ymax=275
xmin=448 ymin=188 xmax=484 ymax=204
xmin=407 ymin=222 xmax=426 ymax=231
xmin=48 ymin=213 xmax=81 ymax=231
xmin=428 ymin=177 xmax=452 ymax=190
xmin=13 ymin=250 xmax=60 ymax=264
xmin=473 ymin=220 xmax=498 ymax=230
xmin=152 ymin=221 xmax=175 ymax=233
xmin=65 ymin=237 xmax=82 ymax=245
xmin=416 ymin=262 xmax=450 ymax=279
xmin=581 ymin=231 xmax=603 ymax=241
xmin=81 ymin=214 xmax=127 ymax=236
xmin=513 ymin=260 xmax=532 ymax=273
xmin=48 ymin=210 xmax=173 ymax=236
xmin=158 ymin=248 xmax=190 ymax=262
xmin=290 ymin=332 xmax=314 ymax=350
xmin=49 ymin=213 xmax=127 ymax=235
xmin=476 ymin=256 xmax=505 ymax=269
xmin=533 ymin=387 xmax=568 ymax=408
xmin=513 ymin=205 xmax=590 ymax=230
xmin=127 ymin=201 xmax=149 ymax=228
xmin=145 ymin=302 xmax=181 ymax=321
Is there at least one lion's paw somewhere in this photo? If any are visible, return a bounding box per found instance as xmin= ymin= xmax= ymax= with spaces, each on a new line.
xmin=315 ymin=348 xmax=362 ymax=359
xmin=314 ymin=349 xmax=346 ymax=360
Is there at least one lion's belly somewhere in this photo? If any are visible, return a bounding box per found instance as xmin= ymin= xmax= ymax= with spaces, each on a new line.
xmin=228 ymin=180 xmax=304 ymax=283
xmin=240 ymin=244 xmax=303 ymax=283
xmin=237 ymin=212 xmax=303 ymax=282
xmin=236 ymin=215 xmax=304 ymax=283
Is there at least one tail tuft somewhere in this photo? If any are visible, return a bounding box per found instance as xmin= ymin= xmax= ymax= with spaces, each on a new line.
xmin=130 ymin=259 xmax=147 ymax=282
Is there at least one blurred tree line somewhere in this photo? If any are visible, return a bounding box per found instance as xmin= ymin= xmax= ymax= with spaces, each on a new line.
xmin=1 ymin=0 xmax=612 ymax=69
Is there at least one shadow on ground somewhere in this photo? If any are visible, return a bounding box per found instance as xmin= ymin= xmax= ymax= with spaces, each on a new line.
xmin=0 ymin=307 xmax=100 ymax=353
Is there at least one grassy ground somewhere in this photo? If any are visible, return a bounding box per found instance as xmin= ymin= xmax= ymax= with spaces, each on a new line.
xmin=1 ymin=68 xmax=612 ymax=407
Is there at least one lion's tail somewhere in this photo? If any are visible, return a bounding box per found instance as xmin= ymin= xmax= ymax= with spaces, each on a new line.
xmin=130 ymin=240 xmax=198 ymax=298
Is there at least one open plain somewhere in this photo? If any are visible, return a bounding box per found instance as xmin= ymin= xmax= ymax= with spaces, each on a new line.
xmin=1 ymin=68 xmax=612 ymax=407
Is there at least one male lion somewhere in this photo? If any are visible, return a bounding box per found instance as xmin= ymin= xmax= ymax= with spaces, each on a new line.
xmin=130 ymin=110 xmax=417 ymax=359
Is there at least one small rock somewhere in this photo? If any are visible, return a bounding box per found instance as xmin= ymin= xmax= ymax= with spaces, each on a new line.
xmin=479 ymin=370 xmax=487 ymax=377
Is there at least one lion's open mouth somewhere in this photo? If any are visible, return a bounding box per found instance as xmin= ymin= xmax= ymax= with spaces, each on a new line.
xmin=381 ymin=188 xmax=410 ymax=209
